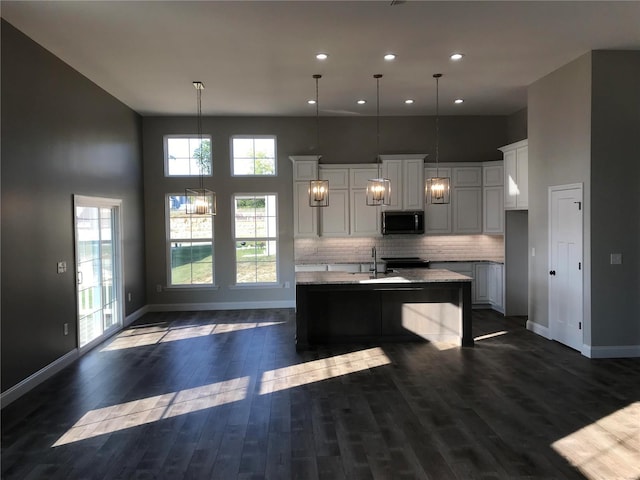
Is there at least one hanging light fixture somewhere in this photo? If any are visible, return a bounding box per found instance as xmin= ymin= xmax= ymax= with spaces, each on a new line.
xmin=185 ymin=81 xmax=216 ymax=215
xmin=426 ymin=73 xmax=450 ymax=204
xmin=366 ymin=74 xmax=391 ymax=206
xmin=309 ymin=74 xmax=329 ymax=207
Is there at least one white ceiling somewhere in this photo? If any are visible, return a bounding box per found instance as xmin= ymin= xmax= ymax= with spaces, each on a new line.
xmin=2 ymin=1 xmax=640 ymax=117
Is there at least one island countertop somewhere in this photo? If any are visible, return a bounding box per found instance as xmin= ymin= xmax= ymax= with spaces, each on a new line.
xmin=295 ymin=268 xmax=472 ymax=285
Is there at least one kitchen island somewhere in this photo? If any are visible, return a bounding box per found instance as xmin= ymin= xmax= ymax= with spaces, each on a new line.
xmin=295 ymin=269 xmax=473 ymax=350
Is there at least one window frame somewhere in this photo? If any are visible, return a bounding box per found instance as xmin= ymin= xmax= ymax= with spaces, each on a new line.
xmin=230 ymin=134 xmax=277 ymax=177
xmin=232 ymin=192 xmax=279 ymax=286
xmin=164 ymin=134 xmax=213 ymax=177
xmin=165 ymin=193 xmax=216 ymax=289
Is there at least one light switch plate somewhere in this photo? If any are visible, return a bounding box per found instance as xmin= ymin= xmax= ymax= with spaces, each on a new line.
xmin=57 ymin=261 xmax=67 ymax=274
xmin=610 ymin=253 xmax=622 ymax=265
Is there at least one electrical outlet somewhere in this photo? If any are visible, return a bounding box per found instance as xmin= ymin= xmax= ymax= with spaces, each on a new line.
xmin=63 ymin=323 xmax=69 ymax=336
xmin=156 ymin=284 xmax=163 ymax=293
xmin=284 ymin=281 xmax=291 ymax=289
xmin=610 ymin=253 xmax=622 ymax=265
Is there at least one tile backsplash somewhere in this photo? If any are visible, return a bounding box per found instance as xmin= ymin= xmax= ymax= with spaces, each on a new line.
xmin=295 ymin=235 xmax=504 ymax=264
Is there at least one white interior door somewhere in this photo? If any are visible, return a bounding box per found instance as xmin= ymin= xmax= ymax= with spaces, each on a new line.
xmin=74 ymin=195 xmax=124 ymax=350
xmin=549 ymin=184 xmax=583 ymax=351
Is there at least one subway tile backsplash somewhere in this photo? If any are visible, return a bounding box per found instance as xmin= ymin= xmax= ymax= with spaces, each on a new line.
xmin=295 ymin=235 xmax=504 ymax=264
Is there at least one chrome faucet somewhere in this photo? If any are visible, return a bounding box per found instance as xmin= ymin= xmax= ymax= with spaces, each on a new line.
xmin=371 ymin=246 xmax=378 ymax=276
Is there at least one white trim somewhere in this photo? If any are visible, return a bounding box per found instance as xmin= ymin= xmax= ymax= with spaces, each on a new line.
xmin=527 ymin=320 xmax=551 ymax=339
xmin=148 ymin=300 xmax=295 ymax=312
xmin=124 ymin=305 xmax=150 ymax=327
xmin=1 ymin=349 xmax=79 ymax=409
xmin=230 ymin=134 xmax=277 ymax=177
xmin=581 ymin=344 xmax=640 ymax=359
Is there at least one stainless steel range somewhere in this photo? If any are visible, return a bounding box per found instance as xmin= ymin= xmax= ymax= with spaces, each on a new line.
xmin=381 ymin=257 xmax=430 ymax=269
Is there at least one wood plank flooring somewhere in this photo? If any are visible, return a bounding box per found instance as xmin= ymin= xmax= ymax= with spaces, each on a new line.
xmin=2 ymin=309 xmax=639 ymax=479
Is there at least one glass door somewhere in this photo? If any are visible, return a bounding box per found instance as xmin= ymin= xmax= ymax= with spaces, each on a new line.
xmin=74 ymin=196 xmax=123 ymax=350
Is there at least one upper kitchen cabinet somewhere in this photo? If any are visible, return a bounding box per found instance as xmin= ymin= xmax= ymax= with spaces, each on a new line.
xmin=499 ymin=140 xmax=529 ymax=210
xmin=451 ymin=166 xmax=483 ymax=234
xmin=424 ymin=166 xmax=452 ymax=234
xmin=482 ymin=161 xmax=504 ymax=234
xmin=317 ymin=164 xmax=380 ymax=237
xmin=290 ymin=156 xmax=320 ymax=238
xmin=380 ymin=154 xmax=427 ymax=211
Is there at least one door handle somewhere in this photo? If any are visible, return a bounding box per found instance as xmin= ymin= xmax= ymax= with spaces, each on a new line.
xmin=549 ymin=270 xmax=556 ymax=276
xmin=77 ymin=271 xmax=83 ymax=284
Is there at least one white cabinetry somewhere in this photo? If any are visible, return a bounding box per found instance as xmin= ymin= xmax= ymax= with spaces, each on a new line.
xmin=380 ymin=154 xmax=426 ymax=211
xmin=499 ymin=140 xmax=528 ymax=210
xmin=482 ymin=161 xmax=504 ymax=234
xmin=474 ymin=263 xmax=491 ymax=303
xmin=488 ymin=263 xmax=504 ymax=313
xmin=424 ymin=166 xmax=452 ymax=234
xmin=317 ymin=165 xmax=380 ymax=237
xmin=290 ymin=156 xmax=320 ymax=238
xmin=432 ymin=261 xmax=503 ymax=312
xmin=452 ymin=166 xmax=483 ymax=234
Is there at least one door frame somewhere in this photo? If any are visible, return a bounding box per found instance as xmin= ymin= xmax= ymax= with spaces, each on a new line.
xmin=547 ymin=183 xmax=584 ymax=352
xmin=73 ymin=194 xmax=125 ymax=354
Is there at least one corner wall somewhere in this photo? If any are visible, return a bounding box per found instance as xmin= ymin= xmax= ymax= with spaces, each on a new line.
xmin=1 ymin=21 xmax=145 ymax=393
xmin=527 ymin=53 xmax=592 ymax=339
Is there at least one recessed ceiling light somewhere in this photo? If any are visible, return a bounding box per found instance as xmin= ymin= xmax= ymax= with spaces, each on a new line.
xmin=316 ymin=53 xmax=328 ymax=60
xmin=307 ymin=99 xmax=316 ymax=105
xmin=384 ymin=53 xmax=397 ymax=61
xmin=450 ymin=53 xmax=464 ymax=61
xmin=454 ymin=98 xmax=464 ymax=104
xmin=357 ymin=99 xmax=367 ymax=105
xmin=405 ymin=99 xmax=414 ymax=104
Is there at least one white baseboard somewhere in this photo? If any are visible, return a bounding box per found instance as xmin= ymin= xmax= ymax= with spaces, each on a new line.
xmin=581 ymin=344 xmax=640 ymax=359
xmin=526 ymin=320 xmax=551 ymax=339
xmin=149 ymin=300 xmax=296 ymax=312
xmin=1 ymin=349 xmax=79 ymax=409
xmin=124 ymin=304 xmax=150 ymax=326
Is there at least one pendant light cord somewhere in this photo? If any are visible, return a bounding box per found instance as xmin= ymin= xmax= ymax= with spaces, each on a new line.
xmin=434 ymin=73 xmax=441 ymax=178
xmin=375 ymin=74 xmax=382 ymax=177
xmin=314 ymin=74 xmax=321 ymax=151
xmin=196 ymin=83 xmax=204 ymax=190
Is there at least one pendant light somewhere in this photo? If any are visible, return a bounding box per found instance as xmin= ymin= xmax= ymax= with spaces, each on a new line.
xmin=366 ymin=74 xmax=391 ymax=206
xmin=309 ymin=74 xmax=329 ymax=207
xmin=185 ymin=81 xmax=216 ymax=215
xmin=426 ymin=73 xmax=450 ymax=204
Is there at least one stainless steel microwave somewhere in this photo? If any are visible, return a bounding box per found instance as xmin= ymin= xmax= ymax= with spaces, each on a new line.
xmin=381 ymin=210 xmax=424 ymax=235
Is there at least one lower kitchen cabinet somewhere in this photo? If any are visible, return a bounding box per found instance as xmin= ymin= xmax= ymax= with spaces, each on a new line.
xmin=432 ymin=261 xmax=504 ymax=313
xmin=488 ymin=263 xmax=504 ymax=313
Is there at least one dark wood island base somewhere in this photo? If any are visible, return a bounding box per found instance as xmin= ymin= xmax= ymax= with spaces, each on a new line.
xmin=295 ymin=269 xmax=473 ymax=350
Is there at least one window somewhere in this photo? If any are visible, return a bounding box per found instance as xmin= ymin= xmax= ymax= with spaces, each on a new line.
xmin=164 ymin=135 xmax=212 ymax=176
xmin=231 ymin=135 xmax=276 ymax=176
xmin=234 ymin=194 xmax=278 ymax=284
xmin=167 ymin=194 xmax=214 ymax=286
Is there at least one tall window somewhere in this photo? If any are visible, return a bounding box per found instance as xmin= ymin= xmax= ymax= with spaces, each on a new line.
xmin=167 ymin=194 xmax=214 ymax=286
xmin=231 ymin=135 xmax=276 ymax=176
xmin=165 ymin=135 xmax=212 ymax=176
xmin=234 ymin=194 xmax=278 ymax=284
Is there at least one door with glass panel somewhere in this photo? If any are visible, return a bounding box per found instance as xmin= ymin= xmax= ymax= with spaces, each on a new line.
xmin=74 ymin=196 xmax=123 ymax=350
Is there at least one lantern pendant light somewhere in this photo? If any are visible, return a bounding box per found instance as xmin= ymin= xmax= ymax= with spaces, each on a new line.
xmin=426 ymin=73 xmax=450 ymax=204
xmin=309 ymin=74 xmax=329 ymax=207
xmin=366 ymin=74 xmax=391 ymax=206
xmin=185 ymin=81 xmax=216 ymax=215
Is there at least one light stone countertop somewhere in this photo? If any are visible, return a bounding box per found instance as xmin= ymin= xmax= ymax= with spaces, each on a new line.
xmin=295 ymin=268 xmax=472 ymax=285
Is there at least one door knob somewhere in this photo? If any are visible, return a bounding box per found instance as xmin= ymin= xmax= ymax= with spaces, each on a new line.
xmin=549 ymin=270 xmax=556 ymax=276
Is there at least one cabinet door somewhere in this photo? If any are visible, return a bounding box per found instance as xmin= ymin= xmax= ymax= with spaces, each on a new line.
xmin=453 ymin=166 xmax=482 ymax=187
xmin=351 ymin=189 xmax=380 ymax=236
xmin=293 ymin=182 xmax=318 ymax=237
xmin=424 ymin=167 xmax=452 ymax=234
xmin=453 ymin=187 xmax=482 ymax=234
xmin=483 ymin=164 xmax=504 ymax=187
xmin=320 ymin=189 xmax=349 ymax=236
xmin=320 ymin=167 xmax=349 ymax=189
xmin=504 ymin=149 xmax=518 ymax=209
xmin=351 ymin=167 xmax=379 ymax=189
xmin=474 ymin=263 xmax=490 ymax=303
xmin=515 ymin=146 xmax=528 ymax=209
xmin=294 ymin=160 xmax=318 ymax=181
xmin=483 ymin=186 xmax=504 ymax=234
xmin=403 ymin=159 xmax=425 ymax=210
xmin=382 ymin=160 xmax=402 ymax=210
xmin=489 ymin=264 xmax=504 ymax=312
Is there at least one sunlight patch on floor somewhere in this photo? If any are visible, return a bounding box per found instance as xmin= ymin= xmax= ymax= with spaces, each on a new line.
xmin=100 ymin=321 xmax=284 ymax=351
xmin=52 ymin=376 xmax=250 ymax=447
xmin=551 ymin=401 xmax=640 ymax=479
xmin=258 ymin=347 xmax=391 ymax=395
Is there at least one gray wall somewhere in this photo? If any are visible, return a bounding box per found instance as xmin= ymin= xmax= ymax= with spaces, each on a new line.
xmin=528 ymin=50 xmax=640 ymax=349
xmin=506 ymin=108 xmax=528 ymax=144
xmin=590 ymin=51 xmax=640 ymax=347
xmin=1 ymin=21 xmax=145 ymax=392
xmin=143 ymin=115 xmax=507 ymax=306
xmin=528 ymin=53 xmax=593 ymax=336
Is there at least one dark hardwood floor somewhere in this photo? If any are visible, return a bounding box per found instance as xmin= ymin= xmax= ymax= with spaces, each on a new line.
xmin=2 ymin=309 xmax=639 ymax=480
